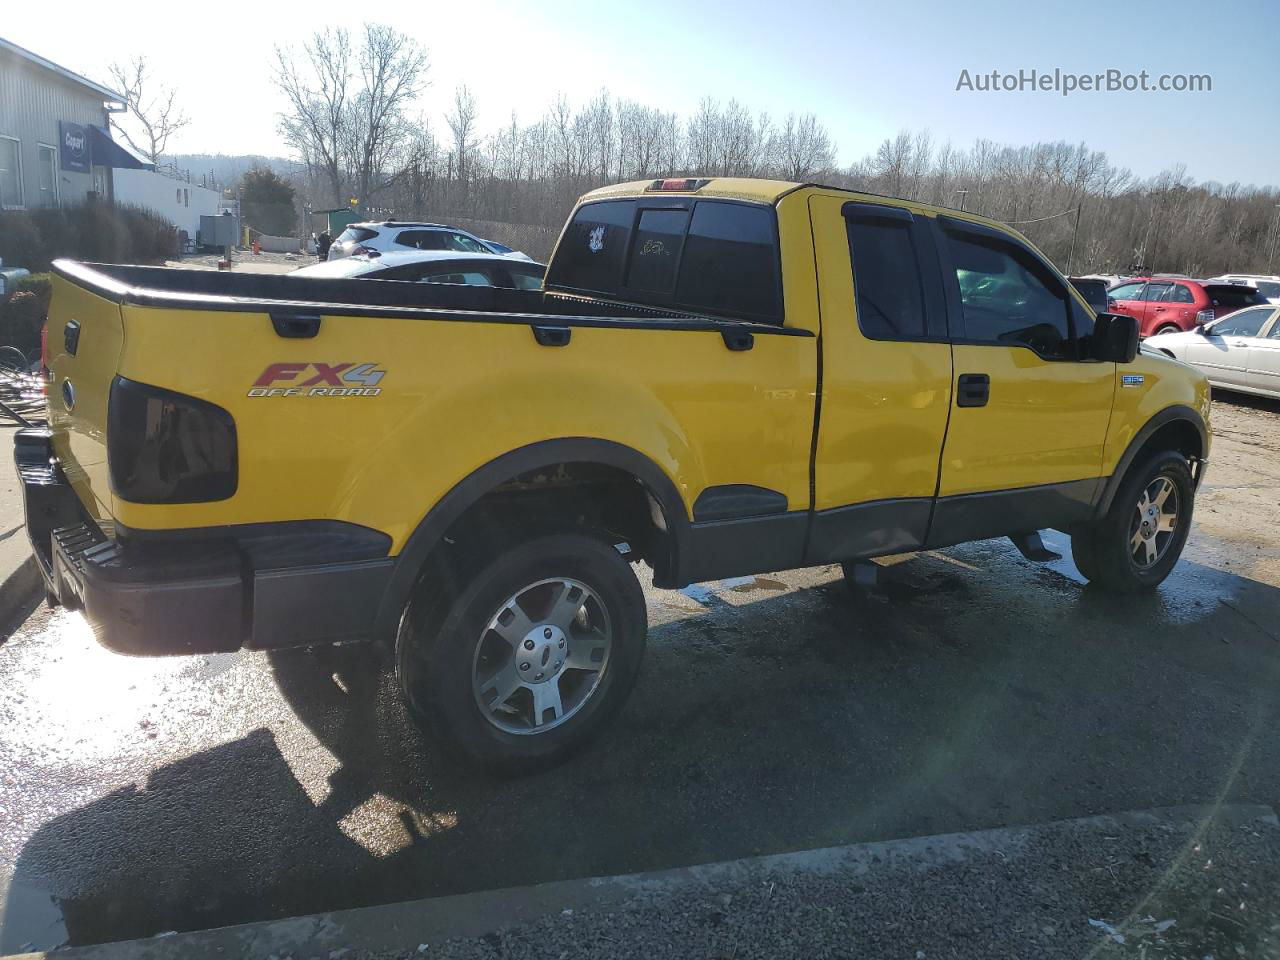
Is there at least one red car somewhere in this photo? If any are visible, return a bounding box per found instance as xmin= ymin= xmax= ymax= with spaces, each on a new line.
xmin=1106 ymin=278 xmax=1269 ymax=337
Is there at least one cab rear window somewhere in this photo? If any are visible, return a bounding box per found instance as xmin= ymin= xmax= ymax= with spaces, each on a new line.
xmin=546 ymin=198 xmax=782 ymax=323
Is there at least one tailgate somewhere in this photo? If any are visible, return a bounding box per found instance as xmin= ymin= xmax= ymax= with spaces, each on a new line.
xmin=46 ymin=271 xmax=126 ymax=524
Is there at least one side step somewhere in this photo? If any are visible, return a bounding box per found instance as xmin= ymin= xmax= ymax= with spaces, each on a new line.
xmin=1009 ymin=531 xmax=1062 ymax=563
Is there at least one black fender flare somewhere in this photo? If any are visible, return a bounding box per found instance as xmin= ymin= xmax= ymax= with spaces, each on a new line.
xmin=371 ymin=438 xmax=691 ymax=645
xmin=1094 ymin=404 xmax=1208 ymax=517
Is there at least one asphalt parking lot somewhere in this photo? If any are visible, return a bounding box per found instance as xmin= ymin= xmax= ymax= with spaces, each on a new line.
xmin=2 ymin=395 xmax=1279 ymax=954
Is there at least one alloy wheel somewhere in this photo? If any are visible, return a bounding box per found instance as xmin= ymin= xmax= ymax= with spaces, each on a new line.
xmin=1129 ymin=476 xmax=1180 ymax=569
xmin=471 ymin=577 xmax=612 ymax=734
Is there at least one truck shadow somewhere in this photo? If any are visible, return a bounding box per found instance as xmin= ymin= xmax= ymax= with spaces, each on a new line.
xmin=6 ymin=545 xmax=1280 ymax=949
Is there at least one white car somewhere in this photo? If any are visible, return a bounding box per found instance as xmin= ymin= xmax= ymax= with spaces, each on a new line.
xmin=327 ymin=221 xmax=533 ymax=262
xmin=1144 ymin=304 xmax=1280 ymax=399
xmin=1206 ymin=274 xmax=1280 ymax=305
xmin=291 ymin=250 xmax=545 ymax=289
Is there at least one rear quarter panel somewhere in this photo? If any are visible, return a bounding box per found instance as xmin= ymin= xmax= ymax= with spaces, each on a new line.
xmin=109 ymin=304 xmax=816 ymax=551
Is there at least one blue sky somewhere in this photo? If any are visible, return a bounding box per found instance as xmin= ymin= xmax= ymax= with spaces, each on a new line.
xmin=5 ymin=0 xmax=1277 ymax=186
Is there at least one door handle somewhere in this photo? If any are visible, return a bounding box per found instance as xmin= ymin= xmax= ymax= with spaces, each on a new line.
xmin=956 ymin=373 xmax=990 ymax=408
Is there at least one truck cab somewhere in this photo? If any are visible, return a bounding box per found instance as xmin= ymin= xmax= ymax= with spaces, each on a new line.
xmin=20 ymin=177 xmax=1211 ymax=771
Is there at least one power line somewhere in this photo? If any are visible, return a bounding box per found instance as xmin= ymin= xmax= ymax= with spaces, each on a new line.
xmin=998 ymin=208 xmax=1080 ymax=225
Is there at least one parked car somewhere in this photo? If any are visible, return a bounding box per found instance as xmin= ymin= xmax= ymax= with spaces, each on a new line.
xmin=1068 ymin=277 xmax=1109 ymax=314
xmin=1206 ymin=274 xmax=1280 ymax=305
xmin=1144 ymin=304 xmax=1280 ymax=398
xmin=26 ymin=177 xmax=1209 ymax=771
xmin=291 ymin=250 xmax=545 ymax=289
xmin=1105 ymin=277 xmax=1269 ymax=337
xmin=328 ymin=221 xmax=533 ymax=262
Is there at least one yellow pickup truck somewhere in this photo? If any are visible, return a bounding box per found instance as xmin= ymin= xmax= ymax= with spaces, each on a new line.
xmin=19 ymin=177 xmax=1209 ymax=770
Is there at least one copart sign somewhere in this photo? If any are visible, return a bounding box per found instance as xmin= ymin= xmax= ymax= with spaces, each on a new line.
xmin=249 ymin=362 xmax=385 ymax=397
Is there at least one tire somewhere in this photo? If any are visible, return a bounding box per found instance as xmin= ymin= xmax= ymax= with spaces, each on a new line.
xmin=1153 ymin=324 xmax=1180 ymax=337
xmin=396 ymin=532 xmax=646 ymax=773
xmin=1073 ymin=451 xmax=1194 ymax=592
xmin=1069 ymin=527 xmax=1102 ymax=582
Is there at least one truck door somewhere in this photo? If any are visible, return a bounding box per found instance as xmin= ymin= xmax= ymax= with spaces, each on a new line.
xmin=804 ymin=194 xmax=953 ymax=562
xmin=927 ymin=216 xmax=1114 ymax=546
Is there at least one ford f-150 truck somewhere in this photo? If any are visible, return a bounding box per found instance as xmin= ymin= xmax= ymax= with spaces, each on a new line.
xmin=19 ymin=177 xmax=1210 ymax=771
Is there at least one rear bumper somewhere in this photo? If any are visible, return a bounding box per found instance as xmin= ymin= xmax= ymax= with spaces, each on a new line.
xmin=15 ymin=427 xmax=395 ymax=655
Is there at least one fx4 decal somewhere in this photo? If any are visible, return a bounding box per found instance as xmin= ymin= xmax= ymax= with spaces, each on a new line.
xmin=248 ymin=362 xmax=386 ymax=397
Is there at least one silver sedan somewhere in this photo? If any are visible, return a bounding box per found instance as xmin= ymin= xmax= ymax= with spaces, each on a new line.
xmin=1145 ymin=304 xmax=1280 ymax=400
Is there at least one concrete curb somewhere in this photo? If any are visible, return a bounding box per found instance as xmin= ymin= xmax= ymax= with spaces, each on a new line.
xmin=7 ymin=802 xmax=1274 ymax=960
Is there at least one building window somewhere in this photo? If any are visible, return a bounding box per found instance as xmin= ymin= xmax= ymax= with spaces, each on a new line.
xmin=37 ymin=144 xmax=59 ymax=208
xmin=176 ymin=188 xmax=182 ymax=203
xmin=184 ymin=188 xmax=189 ymax=207
xmin=0 ymin=137 xmax=23 ymax=209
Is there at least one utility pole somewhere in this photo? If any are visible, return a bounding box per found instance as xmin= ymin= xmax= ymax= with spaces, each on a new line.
xmin=1270 ymin=203 xmax=1280 ymax=273
xmin=1067 ymin=203 xmax=1083 ymax=275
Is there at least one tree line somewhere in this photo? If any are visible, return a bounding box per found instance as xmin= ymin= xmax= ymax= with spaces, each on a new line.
xmin=272 ymin=23 xmax=1280 ymax=274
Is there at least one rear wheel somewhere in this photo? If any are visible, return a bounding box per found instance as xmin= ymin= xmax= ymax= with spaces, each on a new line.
xmin=1070 ymin=451 xmax=1193 ymax=592
xmin=1153 ymin=324 xmax=1181 ymax=336
xmin=396 ymin=532 xmax=646 ymax=773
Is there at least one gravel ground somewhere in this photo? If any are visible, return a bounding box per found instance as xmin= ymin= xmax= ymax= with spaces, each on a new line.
xmin=366 ymin=808 xmax=1280 ymax=960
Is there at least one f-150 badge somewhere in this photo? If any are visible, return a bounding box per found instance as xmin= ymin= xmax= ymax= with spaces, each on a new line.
xmin=248 ymin=362 xmax=385 ymax=397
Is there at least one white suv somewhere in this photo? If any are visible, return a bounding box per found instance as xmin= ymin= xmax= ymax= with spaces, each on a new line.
xmin=1207 ymin=274 xmax=1280 ymax=305
xmin=327 ymin=221 xmax=532 ymax=262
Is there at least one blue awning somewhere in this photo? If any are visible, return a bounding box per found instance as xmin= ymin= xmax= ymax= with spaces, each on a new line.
xmin=89 ymin=125 xmax=154 ymax=171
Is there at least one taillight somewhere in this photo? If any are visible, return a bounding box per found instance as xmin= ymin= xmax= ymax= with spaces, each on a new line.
xmin=1196 ymin=308 xmax=1215 ymax=325
xmin=108 ymin=377 xmax=238 ymax=503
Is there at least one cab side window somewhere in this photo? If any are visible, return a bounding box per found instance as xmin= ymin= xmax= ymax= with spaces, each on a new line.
xmin=942 ymin=230 xmax=1073 ymax=360
xmin=846 ymin=213 xmax=927 ymax=339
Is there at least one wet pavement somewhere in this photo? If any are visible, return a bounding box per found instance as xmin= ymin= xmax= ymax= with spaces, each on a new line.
xmin=2 ymin=396 xmax=1280 ymax=953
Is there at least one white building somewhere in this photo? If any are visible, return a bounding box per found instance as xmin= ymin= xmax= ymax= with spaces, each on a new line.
xmin=112 ymin=168 xmax=223 ymax=239
xmin=0 ymin=36 xmax=135 ymax=208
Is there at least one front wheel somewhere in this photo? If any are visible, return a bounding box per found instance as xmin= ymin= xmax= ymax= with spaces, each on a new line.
xmin=1070 ymin=451 xmax=1194 ymax=592
xmin=396 ymin=532 xmax=647 ymax=773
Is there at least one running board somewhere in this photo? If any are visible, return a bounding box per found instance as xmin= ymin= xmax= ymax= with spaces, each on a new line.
xmin=1009 ymin=531 xmax=1062 ymax=562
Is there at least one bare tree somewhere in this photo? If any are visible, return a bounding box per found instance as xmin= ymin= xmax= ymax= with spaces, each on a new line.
xmin=274 ymin=27 xmax=352 ymax=205
xmin=777 ymin=113 xmax=836 ymax=181
xmin=446 ymin=85 xmax=478 ymax=199
xmin=107 ymin=56 xmax=191 ymax=164
xmin=275 ymin=23 xmax=427 ymax=209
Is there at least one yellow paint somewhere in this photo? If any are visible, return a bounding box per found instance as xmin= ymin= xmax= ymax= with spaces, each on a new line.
xmin=939 ymin=344 xmax=1115 ymax=495
xmin=1103 ymin=351 xmax=1212 ymax=473
xmin=46 ymin=275 xmax=124 ymax=523
xmin=49 ymin=298 xmax=814 ymax=551
xmin=44 ymin=178 xmax=1210 ymax=563
xmin=807 ymin=191 xmax=953 ymax=508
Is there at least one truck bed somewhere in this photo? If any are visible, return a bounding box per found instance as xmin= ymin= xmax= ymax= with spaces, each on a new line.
xmin=53 ymin=260 xmax=791 ymax=338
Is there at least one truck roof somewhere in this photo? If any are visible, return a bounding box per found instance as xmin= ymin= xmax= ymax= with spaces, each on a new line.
xmin=577 ymin=178 xmax=1038 ymax=250
xmin=581 ymin=178 xmax=804 ymax=205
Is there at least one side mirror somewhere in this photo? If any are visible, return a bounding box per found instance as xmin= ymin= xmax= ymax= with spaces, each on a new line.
xmin=1092 ymin=312 xmax=1139 ymax=363
xmin=1193 ymin=323 xmax=1206 ymax=336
